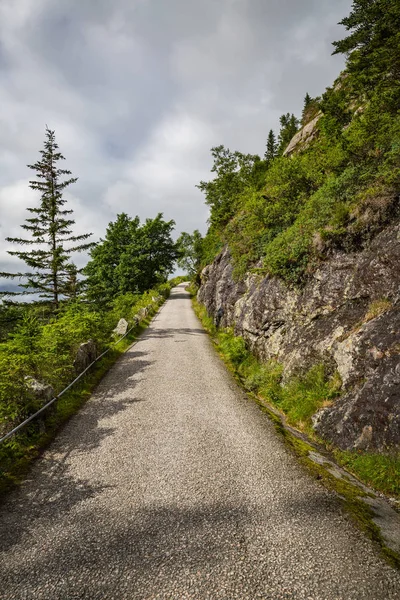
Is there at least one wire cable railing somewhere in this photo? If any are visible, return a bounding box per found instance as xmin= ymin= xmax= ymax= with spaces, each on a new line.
xmin=0 ymin=303 xmax=162 ymax=445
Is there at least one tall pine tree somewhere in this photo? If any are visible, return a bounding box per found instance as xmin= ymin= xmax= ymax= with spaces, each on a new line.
xmin=0 ymin=127 xmax=93 ymax=308
xmin=302 ymin=93 xmax=312 ymax=123
xmin=264 ymin=129 xmax=277 ymax=163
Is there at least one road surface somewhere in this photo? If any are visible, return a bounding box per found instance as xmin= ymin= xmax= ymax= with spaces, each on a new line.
xmin=1 ymin=284 xmax=399 ymax=599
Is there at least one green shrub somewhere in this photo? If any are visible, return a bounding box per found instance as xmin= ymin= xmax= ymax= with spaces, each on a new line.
xmin=218 ymin=330 xmax=250 ymax=365
xmin=279 ymin=365 xmax=341 ymax=431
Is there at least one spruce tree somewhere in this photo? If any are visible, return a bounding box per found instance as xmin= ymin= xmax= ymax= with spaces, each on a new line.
xmin=278 ymin=113 xmax=300 ymax=154
xmin=302 ymin=93 xmax=312 ymax=121
xmin=332 ymin=0 xmax=400 ymax=94
xmin=264 ymin=129 xmax=277 ymax=163
xmin=0 ymin=127 xmax=93 ymax=308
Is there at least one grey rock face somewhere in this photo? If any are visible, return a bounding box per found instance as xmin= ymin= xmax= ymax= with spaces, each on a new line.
xmin=73 ymin=339 xmax=97 ymax=374
xmin=24 ymin=376 xmax=54 ymax=402
xmin=113 ymin=318 xmax=129 ymax=336
xmin=283 ymin=113 xmax=321 ymax=156
xmin=198 ymin=223 xmax=400 ymax=451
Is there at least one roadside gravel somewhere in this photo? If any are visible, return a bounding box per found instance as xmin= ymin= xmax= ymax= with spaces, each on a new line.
xmin=1 ymin=284 xmax=399 ymax=599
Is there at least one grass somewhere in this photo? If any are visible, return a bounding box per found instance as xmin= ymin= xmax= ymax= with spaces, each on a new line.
xmin=0 ymin=306 xmax=160 ymax=499
xmin=335 ymin=450 xmax=400 ymax=498
xmin=364 ymin=298 xmax=392 ymax=322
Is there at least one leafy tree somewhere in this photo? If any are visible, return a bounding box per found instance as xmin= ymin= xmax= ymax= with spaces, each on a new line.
xmin=265 ymin=130 xmax=278 ymax=163
xmin=278 ymin=113 xmax=300 ymax=154
xmin=197 ymin=145 xmax=261 ymax=228
xmin=84 ymin=213 xmax=178 ymax=304
xmin=332 ymin=0 xmax=400 ymax=95
xmin=0 ymin=127 xmax=93 ymax=308
xmin=177 ymin=230 xmax=204 ymax=279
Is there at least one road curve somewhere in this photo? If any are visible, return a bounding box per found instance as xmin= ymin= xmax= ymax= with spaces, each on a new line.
xmin=1 ymin=284 xmax=399 ymax=599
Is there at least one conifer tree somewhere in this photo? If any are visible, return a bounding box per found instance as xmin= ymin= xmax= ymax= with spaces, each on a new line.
xmin=332 ymin=0 xmax=400 ymax=94
xmin=0 ymin=127 xmax=93 ymax=308
xmin=278 ymin=113 xmax=300 ymax=154
xmin=301 ymin=93 xmax=312 ymax=121
xmin=264 ymin=129 xmax=278 ymax=163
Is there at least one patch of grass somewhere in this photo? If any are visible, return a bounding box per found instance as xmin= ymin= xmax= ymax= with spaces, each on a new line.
xmin=278 ymin=366 xmax=342 ymax=434
xmin=218 ymin=329 xmax=250 ymax=365
xmin=364 ymin=298 xmax=392 ymax=322
xmin=335 ymin=450 xmax=400 ymax=498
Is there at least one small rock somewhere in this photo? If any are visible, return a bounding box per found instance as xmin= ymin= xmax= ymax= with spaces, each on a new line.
xmin=24 ymin=376 xmax=54 ymax=401
xmin=74 ymin=339 xmax=97 ymax=374
xmin=354 ymin=425 xmax=373 ymax=450
xmin=113 ymin=318 xmax=128 ymax=336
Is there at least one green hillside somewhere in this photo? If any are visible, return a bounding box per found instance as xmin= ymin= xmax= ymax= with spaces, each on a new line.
xmin=197 ymin=0 xmax=400 ymax=284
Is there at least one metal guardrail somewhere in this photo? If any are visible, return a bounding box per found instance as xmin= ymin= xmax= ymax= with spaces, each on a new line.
xmin=0 ymin=305 xmax=160 ymax=445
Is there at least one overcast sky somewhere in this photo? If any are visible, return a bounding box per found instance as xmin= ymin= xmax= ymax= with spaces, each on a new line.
xmin=0 ymin=0 xmax=352 ymax=283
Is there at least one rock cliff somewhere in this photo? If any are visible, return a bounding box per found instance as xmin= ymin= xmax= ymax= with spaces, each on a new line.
xmin=198 ymin=222 xmax=400 ymax=451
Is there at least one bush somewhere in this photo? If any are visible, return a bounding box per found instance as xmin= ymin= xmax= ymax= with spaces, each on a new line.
xmin=218 ymin=330 xmax=250 ymax=365
xmin=278 ymin=365 xmax=341 ymax=430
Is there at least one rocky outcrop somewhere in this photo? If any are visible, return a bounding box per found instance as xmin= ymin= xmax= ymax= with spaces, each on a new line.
xmin=283 ymin=113 xmax=321 ymax=156
xmin=198 ymin=222 xmax=400 ymax=451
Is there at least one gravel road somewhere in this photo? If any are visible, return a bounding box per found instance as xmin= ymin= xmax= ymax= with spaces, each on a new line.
xmin=1 ymin=284 xmax=399 ymax=599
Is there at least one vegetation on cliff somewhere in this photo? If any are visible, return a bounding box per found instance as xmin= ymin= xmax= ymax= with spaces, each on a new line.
xmin=191 ymin=0 xmax=400 ymax=283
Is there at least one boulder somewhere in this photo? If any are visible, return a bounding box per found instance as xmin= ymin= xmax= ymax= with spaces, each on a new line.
xmin=113 ymin=318 xmax=129 ymax=336
xmin=74 ymin=339 xmax=97 ymax=374
xmin=24 ymin=376 xmax=54 ymax=402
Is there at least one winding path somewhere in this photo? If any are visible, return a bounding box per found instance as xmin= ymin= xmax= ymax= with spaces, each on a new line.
xmin=1 ymin=284 xmax=399 ymax=599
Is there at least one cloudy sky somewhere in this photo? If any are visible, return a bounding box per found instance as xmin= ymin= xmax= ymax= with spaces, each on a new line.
xmin=0 ymin=0 xmax=352 ymax=283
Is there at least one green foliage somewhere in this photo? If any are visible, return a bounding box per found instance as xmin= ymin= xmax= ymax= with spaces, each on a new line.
xmin=196 ymin=145 xmax=263 ymax=229
xmin=278 ymin=113 xmax=300 ymax=154
xmin=278 ymin=366 xmax=341 ymax=430
xmin=332 ymin=0 xmax=400 ymax=96
xmin=218 ymin=329 xmax=249 ymax=365
xmin=201 ymin=226 xmax=225 ymax=267
xmin=238 ymin=355 xmax=283 ymax=403
xmin=84 ymin=213 xmax=178 ymax=305
xmin=176 ymin=230 xmax=204 ymax=280
xmin=265 ymin=129 xmax=278 ymax=163
xmin=38 ymin=305 xmax=106 ymax=388
xmin=195 ymin=1 xmax=400 ymax=286
xmin=0 ymin=127 xmax=93 ymax=307
xmin=335 ymin=450 xmax=400 ymax=497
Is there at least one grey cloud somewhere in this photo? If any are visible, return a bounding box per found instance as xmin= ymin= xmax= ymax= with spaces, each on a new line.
xmin=0 ymin=0 xmax=352 ymax=287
